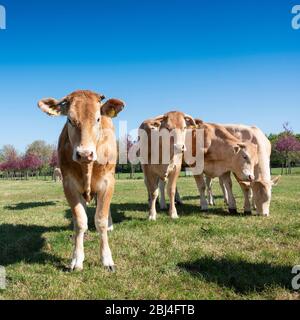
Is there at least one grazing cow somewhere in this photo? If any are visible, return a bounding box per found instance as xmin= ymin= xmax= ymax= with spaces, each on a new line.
xmin=159 ymin=120 xmax=259 ymax=213
xmin=53 ymin=167 xmax=63 ymax=182
xmin=38 ymin=90 xmax=125 ymax=271
xmin=139 ymin=111 xmax=196 ymax=220
xmin=206 ymin=125 xmax=280 ymax=216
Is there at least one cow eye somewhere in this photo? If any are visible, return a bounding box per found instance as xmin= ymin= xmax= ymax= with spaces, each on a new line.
xmin=243 ymin=155 xmax=248 ymax=160
xmin=97 ymin=118 xmax=100 ymax=123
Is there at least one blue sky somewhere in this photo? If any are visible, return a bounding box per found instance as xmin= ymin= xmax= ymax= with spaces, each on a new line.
xmin=0 ymin=0 xmax=300 ymax=151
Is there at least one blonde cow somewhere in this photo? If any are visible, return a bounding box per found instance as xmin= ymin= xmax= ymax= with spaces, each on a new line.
xmin=38 ymin=90 xmax=125 ymax=272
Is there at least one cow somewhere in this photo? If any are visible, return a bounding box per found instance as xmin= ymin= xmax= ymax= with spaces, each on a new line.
xmin=159 ymin=120 xmax=259 ymax=213
xmin=139 ymin=111 xmax=196 ymax=221
xmin=38 ymin=90 xmax=125 ymax=272
xmin=205 ymin=125 xmax=280 ymax=216
xmin=53 ymin=167 xmax=63 ymax=182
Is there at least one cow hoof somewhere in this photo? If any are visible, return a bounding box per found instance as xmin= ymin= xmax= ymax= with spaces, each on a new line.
xmin=149 ymin=215 xmax=157 ymax=221
xmin=176 ymin=201 xmax=184 ymax=206
xmin=262 ymin=213 xmax=270 ymax=217
xmin=105 ymin=265 xmax=116 ymax=273
xmin=244 ymin=211 xmax=252 ymax=216
xmin=229 ymin=208 xmax=238 ymax=215
xmin=70 ymin=260 xmax=83 ymax=272
xmin=170 ymin=214 xmax=179 ymax=220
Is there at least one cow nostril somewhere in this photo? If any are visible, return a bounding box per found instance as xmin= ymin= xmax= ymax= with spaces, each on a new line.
xmin=76 ymin=150 xmax=94 ymax=162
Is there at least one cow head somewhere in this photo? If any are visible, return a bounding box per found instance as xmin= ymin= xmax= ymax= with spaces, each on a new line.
xmin=148 ymin=111 xmax=196 ymax=155
xmin=231 ymin=142 xmax=258 ymax=182
xmin=38 ymin=90 xmax=125 ymax=164
xmin=251 ymin=176 xmax=280 ymax=216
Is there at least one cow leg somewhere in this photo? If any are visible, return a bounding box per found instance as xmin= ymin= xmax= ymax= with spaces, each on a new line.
xmin=64 ymin=186 xmax=88 ymax=271
xmin=108 ymin=209 xmax=114 ymax=232
xmin=175 ymin=187 xmax=183 ymax=205
xmin=251 ymin=189 xmax=257 ymax=210
xmin=222 ymin=175 xmax=237 ymax=214
xmin=194 ymin=174 xmax=209 ymax=211
xmin=239 ymin=183 xmax=252 ymax=215
xmin=159 ymin=179 xmax=168 ymax=210
xmin=167 ymin=170 xmax=181 ymax=219
xmin=95 ymin=177 xmax=115 ymax=271
xmin=146 ymin=175 xmax=160 ymax=221
xmin=219 ymin=175 xmax=229 ymax=206
xmin=144 ymin=175 xmax=153 ymax=209
xmin=205 ymin=176 xmax=215 ymax=206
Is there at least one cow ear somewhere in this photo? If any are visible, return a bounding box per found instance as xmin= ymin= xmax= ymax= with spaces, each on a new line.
xmin=38 ymin=98 xmax=69 ymax=117
xmin=239 ymin=181 xmax=250 ymax=187
xmin=238 ymin=143 xmax=246 ymax=149
xmin=234 ymin=143 xmax=247 ymax=153
xmin=184 ymin=115 xmax=196 ymax=128
xmin=271 ymin=176 xmax=281 ymax=186
xmin=233 ymin=145 xmax=241 ymax=154
xmin=149 ymin=120 xmax=162 ymax=130
xmin=194 ymin=118 xmax=204 ymax=128
xmin=101 ymin=99 xmax=125 ymax=118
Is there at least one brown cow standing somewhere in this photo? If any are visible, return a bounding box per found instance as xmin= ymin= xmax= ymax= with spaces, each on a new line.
xmin=139 ymin=111 xmax=196 ymax=220
xmin=38 ymin=90 xmax=125 ymax=272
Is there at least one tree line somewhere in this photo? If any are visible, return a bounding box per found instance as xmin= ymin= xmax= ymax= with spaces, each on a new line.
xmin=268 ymin=123 xmax=300 ymax=174
xmin=0 ymin=141 xmax=58 ymax=179
xmin=0 ymin=123 xmax=300 ymax=179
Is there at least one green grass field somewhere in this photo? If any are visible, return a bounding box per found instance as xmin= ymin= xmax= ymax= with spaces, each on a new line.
xmin=0 ymin=174 xmax=300 ymax=300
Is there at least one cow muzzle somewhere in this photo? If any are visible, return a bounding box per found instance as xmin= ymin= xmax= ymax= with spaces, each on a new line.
xmin=242 ymin=172 xmax=255 ymax=182
xmin=75 ymin=147 xmax=97 ymax=163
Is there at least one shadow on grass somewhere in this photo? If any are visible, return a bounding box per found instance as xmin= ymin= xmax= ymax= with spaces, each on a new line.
xmin=172 ymin=203 xmax=246 ymax=217
xmin=112 ymin=201 xmax=240 ymax=220
xmin=0 ymin=224 xmax=68 ymax=268
xmin=4 ymin=201 xmax=57 ymax=211
xmin=178 ymin=257 xmax=293 ymax=294
xmin=181 ymin=195 xmax=225 ymax=201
